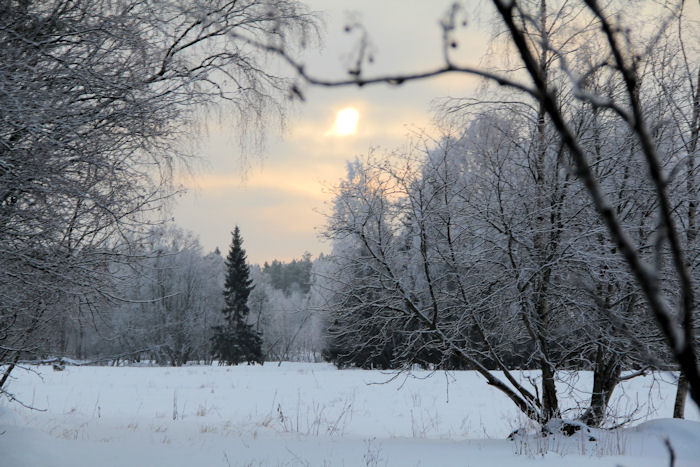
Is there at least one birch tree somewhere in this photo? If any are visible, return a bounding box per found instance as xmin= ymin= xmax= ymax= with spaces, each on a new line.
xmin=273 ymin=0 xmax=700 ymax=423
xmin=0 ymin=0 xmax=316 ymax=396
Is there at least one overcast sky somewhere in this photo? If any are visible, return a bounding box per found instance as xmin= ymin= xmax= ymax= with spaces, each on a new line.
xmin=170 ymin=1 xmax=498 ymax=264
xmin=170 ymin=0 xmax=700 ymax=265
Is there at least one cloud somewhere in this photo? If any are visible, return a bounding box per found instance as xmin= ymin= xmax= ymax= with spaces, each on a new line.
xmin=177 ymin=166 xmax=334 ymax=201
xmin=173 ymin=0 xmax=482 ymax=263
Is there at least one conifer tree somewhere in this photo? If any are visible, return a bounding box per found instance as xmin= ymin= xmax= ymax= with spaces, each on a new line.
xmin=211 ymin=226 xmax=263 ymax=365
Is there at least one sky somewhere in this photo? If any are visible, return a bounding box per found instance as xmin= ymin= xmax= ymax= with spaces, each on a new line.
xmin=171 ymin=1 xmax=491 ymax=264
xmin=170 ymin=0 xmax=699 ymax=265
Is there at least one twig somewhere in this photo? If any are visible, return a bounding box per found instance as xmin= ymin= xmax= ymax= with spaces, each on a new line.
xmin=664 ymin=437 xmax=676 ymax=467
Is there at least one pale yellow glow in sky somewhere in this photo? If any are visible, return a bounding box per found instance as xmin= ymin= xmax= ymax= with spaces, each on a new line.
xmin=330 ymin=107 xmax=359 ymax=136
xmin=172 ymin=0 xmax=487 ymax=264
xmin=172 ymin=1 xmax=700 ymax=264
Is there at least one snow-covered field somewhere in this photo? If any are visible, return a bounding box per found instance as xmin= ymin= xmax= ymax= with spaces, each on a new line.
xmin=1 ymin=363 xmax=699 ymax=466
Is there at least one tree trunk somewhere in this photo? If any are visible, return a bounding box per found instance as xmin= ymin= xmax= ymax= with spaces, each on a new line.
xmin=540 ymin=356 xmax=559 ymax=422
xmin=533 ymin=0 xmax=559 ymax=425
xmin=673 ymin=374 xmax=688 ymax=419
xmin=674 ymin=68 xmax=699 ymax=419
xmin=0 ymin=354 xmax=19 ymax=391
xmin=581 ymin=345 xmax=621 ymax=427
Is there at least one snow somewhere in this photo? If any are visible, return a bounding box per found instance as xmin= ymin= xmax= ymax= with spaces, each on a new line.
xmin=1 ymin=363 xmax=699 ymax=466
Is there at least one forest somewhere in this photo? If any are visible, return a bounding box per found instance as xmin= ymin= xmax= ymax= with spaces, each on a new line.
xmin=1 ymin=0 xmax=698 ymax=443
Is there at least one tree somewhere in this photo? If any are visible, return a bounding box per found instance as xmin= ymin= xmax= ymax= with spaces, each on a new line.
xmin=263 ymin=253 xmax=313 ymax=295
xmin=111 ymin=227 xmax=225 ymax=366
xmin=321 ymin=124 xmax=666 ymax=427
xmin=251 ymin=255 xmax=321 ymax=363
xmin=0 ymin=0 xmax=315 ymax=399
xmin=211 ymin=226 xmax=263 ymax=365
xmin=269 ymin=0 xmax=699 ymax=425
xmin=24 ymin=226 xmax=227 ymax=366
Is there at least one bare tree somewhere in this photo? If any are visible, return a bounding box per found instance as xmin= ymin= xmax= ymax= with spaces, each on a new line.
xmin=322 ymin=147 xmax=562 ymax=423
xmin=250 ymin=256 xmax=323 ymax=363
xmin=0 ymin=0 xmax=316 ymax=397
xmin=270 ymin=0 xmax=699 ymax=418
xmin=125 ymin=227 xmax=224 ymax=366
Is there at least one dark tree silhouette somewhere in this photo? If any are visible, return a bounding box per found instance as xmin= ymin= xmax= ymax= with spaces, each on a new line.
xmin=211 ymin=227 xmax=263 ymax=365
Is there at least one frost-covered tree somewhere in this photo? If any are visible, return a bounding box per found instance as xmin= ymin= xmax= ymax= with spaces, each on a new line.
xmin=276 ymin=0 xmax=699 ymax=425
xmin=0 ymin=0 xmax=315 ymax=397
xmin=319 ymin=108 xmax=682 ymax=427
xmin=44 ymin=226 xmax=225 ymax=366
xmin=211 ymin=227 xmax=263 ymax=365
xmin=250 ymin=254 xmax=323 ymax=363
xmin=122 ymin=227 xmax=225 ymax=366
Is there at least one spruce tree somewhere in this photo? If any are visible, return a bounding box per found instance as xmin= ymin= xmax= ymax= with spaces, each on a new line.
xmin=211 ymin=226 xmax=263 ymax=365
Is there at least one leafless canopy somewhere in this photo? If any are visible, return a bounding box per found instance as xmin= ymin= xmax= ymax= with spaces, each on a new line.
xmin=270 ymin=0 xmax=699 ymax=423
xmin=0 ymin=0 xmax=316 ymax=395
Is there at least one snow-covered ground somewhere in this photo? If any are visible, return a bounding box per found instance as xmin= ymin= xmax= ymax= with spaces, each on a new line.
xmin=1 ymin=363 xmax=699 ymax=466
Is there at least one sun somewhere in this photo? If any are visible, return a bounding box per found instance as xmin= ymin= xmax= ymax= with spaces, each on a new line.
xmin=332 ymin=107 xmax=359 ymax=136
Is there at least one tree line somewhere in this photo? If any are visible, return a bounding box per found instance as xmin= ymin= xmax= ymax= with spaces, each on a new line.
xmin=295 ymin=0 xmax=700 ymax=428
xmin=1 ymin=0 xmax=697 ymax=434
xmin=30 ymin=225 xmax=323 ymax=367
xmin=0 ymin=0 xmax=316 ymax=401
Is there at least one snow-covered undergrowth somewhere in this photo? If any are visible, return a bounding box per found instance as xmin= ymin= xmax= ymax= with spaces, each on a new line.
xmin=1 ymin=363 xmax=699 ymax=466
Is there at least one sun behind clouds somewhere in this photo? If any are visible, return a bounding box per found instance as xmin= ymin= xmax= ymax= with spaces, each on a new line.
xmin=329 ymin=107 xmax=359 ymax=136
